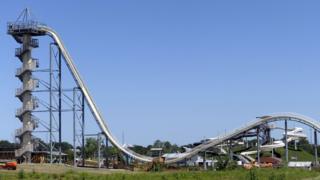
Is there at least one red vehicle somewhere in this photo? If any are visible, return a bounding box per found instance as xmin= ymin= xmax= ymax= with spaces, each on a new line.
xmin=0 ymin=161 xmax=17 ymax=170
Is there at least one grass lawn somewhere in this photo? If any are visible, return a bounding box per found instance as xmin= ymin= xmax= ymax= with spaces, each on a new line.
xmin=274 ymin=148 xmax=315 ymax=161
xmin=1 ymin=166 xmax=320 ymax=180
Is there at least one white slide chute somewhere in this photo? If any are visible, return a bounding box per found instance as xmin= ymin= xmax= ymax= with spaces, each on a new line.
xmin=29 ymin=24 xmax=319 ymax=164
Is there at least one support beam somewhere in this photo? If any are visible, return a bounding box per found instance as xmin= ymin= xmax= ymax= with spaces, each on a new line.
xmin=105 ymin=136 xmax=109 ymax=168
xmin=81 ymin=93 xmax=85 ymax=167
xmin=285 ymin=119 xmax=288 ymax=163
xmin=203 ymin=151 xmax=207 ymax=170
xmin=58 ymin=47 xmax=62 ymax=164
xmin=229 ymin=139 xmax=233 ymax=161
xmin=257 ymin=127 xmax=260 ymax=165
xmin=266 ymin=128 xmax=271 ymax=143
xmin=314 ymin=129 xmax=318 ymax=166
xmin=49 ymin=43 xmax=53 ymax=164
xmin=271 ymin=138 xmax=274 ymax=158
xmin=98 ymin=133 xmax=101 ymax=169
xmin=269 ymin=127 xmax=274 ymax=158
xmin=73 ymin=88 xmax=76 ymax=167
xmin=246 ymin=137 xmax=248 ymax=149
xmin=126 ymin=155 xmax=129 ymax=168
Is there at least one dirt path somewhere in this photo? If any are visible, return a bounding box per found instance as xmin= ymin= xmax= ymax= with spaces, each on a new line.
xmin=16 ymin=163 xmax=132 ymax=174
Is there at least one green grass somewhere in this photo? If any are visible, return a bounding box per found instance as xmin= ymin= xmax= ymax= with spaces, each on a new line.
xmin=273 ymin=148 xmax=315 ymax=161
xmin=244 ymin=146 xmax=316 ymax=162
xmin=1 ymin=168 xmax=320 ymax=180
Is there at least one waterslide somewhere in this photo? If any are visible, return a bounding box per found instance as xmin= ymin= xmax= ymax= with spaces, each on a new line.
xmin=37 ymin=25 xmax=154 ymax=163
xmin=238 ymin=128 xmax=306 ymax=163
xmin=234 ymin=154 xmax=252 ymax=164
xmin=238 ymin=141 xmax=285 ymax=163
xmin=13 ymin=23 xmax=320 ymax=164
xmin=165 ymin=113 xmax=319 ymax=164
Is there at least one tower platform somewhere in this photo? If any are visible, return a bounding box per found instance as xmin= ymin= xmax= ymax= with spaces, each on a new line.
xmin=7 ymin=21 xmax=46 ymax=37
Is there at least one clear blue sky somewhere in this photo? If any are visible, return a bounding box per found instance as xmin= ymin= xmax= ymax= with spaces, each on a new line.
xmin=1 ymin=1 xmax=320 ymax=146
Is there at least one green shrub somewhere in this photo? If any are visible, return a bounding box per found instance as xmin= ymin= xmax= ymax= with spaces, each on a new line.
xmin=247 ymin=169 xmax=258 ymax=180
xmin=18 ymin=169 xmax=24 ymax=179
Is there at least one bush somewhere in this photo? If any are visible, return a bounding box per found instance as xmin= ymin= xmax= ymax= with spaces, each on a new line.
xmin=247 ymin=169 xmax=258 ymax=180
xmin=18 ymin=169 xmax=24 ymax=179
xmin=151 ymin=162 xmax=163 ymax=172
xmin=215 ymin=156 xmax=229 ymax=170
xmin=215 ymin=156 xmax=237 ymax=171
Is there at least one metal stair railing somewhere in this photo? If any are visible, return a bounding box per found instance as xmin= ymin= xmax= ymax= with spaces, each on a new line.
xmin=16 ymin=59 xmax=39 ymax=77
xmin=15 ymin=122 xmax=35 ymax=137
xmin=15 ymin=143 xmax=33 ymax=157
xmin=15 ymin=79 xmax=39 ymax=97
xmin=15 ymin=97 xmax=38 ymax=117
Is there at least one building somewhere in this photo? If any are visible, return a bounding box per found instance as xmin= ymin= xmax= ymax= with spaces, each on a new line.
xmin=288 ymin=161 xmax=312 ymax=170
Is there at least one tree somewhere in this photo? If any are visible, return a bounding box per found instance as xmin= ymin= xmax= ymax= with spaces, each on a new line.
xmin=153 ymin=140 xmax=163 ymax=148
xmin=0 ymin=140 xmax=17 ymax=149
xmin=152 ymin=140 xmax=181 ymax=153
xmin=130 ymin=145 xmax=148 ymax=155
xmin=53 ymin=141 xmax=73 ymax=153
xmin=85 ymin=138 xmax=98 ymax=159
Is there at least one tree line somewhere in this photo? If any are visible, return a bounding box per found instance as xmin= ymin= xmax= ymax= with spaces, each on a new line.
xmin=0 ymin=137 xmax=317 ymax=161
xmin=0 ymin=139 xmax=182 ymax=160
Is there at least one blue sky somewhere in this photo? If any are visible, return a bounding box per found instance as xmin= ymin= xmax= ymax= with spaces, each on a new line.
xmin=1 ymin=1 xmax=320 ymax=146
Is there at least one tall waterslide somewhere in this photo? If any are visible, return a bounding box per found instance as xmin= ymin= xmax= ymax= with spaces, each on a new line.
xmin=8 ymin=21 xmax=320 ymax=164
xmin=37 ymin=25 xmax=154 ymax=163
xmin=38 ymin=25 xmax=320 ymax=164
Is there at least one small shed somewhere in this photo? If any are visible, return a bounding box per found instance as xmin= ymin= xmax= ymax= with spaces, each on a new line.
xmin=150 ymin=148 xmax=163 ymax=158
xmin=0 ymin=148 xmax=15 ymax=160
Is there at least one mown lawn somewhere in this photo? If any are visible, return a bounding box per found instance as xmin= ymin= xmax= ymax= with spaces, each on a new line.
xmin=1 ymin=168 xmax=320 ymax=180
